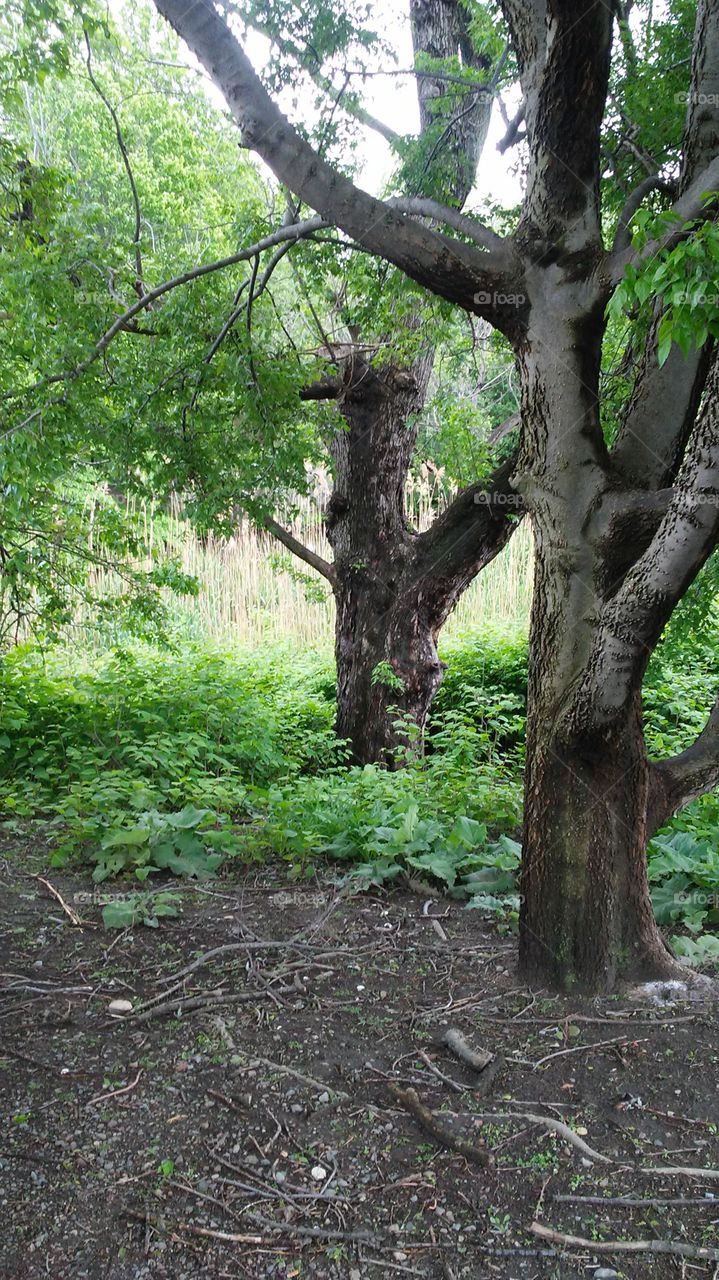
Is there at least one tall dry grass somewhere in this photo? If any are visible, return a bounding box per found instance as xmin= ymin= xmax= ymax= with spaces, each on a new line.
xmin=81 ymin=472 xmax=533 ymax=648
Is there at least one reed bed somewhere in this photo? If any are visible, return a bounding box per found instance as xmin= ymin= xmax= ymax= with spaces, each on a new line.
xmin=77 ymin=472 xmax=534 ymax=648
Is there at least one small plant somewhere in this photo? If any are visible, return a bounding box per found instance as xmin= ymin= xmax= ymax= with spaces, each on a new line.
xmin=371 ymin=660 xmax=404 ymax=693
xmin=101 ymin=890 xmax=181 ymax=930
xmin=92 ymin=805 xmax=225 ymax=882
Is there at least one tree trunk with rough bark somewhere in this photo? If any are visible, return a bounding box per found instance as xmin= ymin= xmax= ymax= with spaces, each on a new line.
xmin=324 ymin=354 xmax=517 ymax=764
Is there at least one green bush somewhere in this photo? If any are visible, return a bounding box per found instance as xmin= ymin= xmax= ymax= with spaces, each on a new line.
xmin=0 ymin=640 xmax=338 ymax=872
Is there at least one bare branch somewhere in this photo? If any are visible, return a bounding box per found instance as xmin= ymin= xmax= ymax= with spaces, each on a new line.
xmin=84 ymin=30 xmax=145 ymax=299
xmin=262 ymin=516 xmax=336 ymax=585
xmin=497 ymin=100 xmax=526 ymax=153
xmin=386 ymin=197 xmax=506 ymax=255
xmin=611 ymin=175 xmax=676 ymax=254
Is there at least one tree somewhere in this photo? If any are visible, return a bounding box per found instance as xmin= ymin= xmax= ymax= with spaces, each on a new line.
xmin=214 ymin=0 xmax=521 ymax=765
xmin=151 ymin=0 xmax=719 ymax=989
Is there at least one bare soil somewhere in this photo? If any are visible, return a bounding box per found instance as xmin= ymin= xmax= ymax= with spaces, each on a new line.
xmin=3 ymin=840 xmax=719 ymax=1280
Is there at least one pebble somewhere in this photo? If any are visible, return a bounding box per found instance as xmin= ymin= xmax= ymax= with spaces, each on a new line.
xmin=317 ymin=1092 xmax=330 ymax=1104
xmin=310 ymin=1165 xmax=327 ymax=1181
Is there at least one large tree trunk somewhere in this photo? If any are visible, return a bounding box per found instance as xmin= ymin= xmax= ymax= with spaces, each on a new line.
xmin=514 ymin=304 xmax=682 ymax=990
xmin=519 ymin=640 xmax=678 ymax=990
xmin=327 ymin=354 xmax=436 ymax=764
xmin=325 ymin=354 xmax=519 ymax=765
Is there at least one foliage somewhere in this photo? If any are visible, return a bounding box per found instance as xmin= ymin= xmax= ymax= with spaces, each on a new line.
xmin=2 ymin=622 xmax=719 ymax=962
xmin=608 ymin=211 xmax=719 ymax=367
xmin=253 ymin=756 xmax=522 ymax=889
xmin=0 ymin=640 xmax=339 ymax=874
xmin=101 ymin=888 xmax=180 ymax=928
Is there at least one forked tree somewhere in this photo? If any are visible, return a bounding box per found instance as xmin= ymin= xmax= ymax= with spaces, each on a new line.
xmin=259 ymin=0 xmax=518 ymax=766
xmin=153 ymin=0 xmax=719 ymax=990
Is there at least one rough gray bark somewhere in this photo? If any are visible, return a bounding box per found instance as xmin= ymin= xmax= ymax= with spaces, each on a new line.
xmin=153 ymin=0 xmax=719 ymax=989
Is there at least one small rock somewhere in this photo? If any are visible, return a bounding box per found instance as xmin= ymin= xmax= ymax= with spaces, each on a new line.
xmin=317 ymin=1092 xmax=330 ymax=1104
xmin=108 ymin=999 xmax=133 ymax=1014
xmin=592 ymin=1270 xmax=619 ymax=1279
xmin=310 ymin=1165 xmax=327 ymax=1181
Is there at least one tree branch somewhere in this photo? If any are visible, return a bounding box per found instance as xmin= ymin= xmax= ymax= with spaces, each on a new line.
xmin=411 ymin=453 xmax=523 ymax=627
xmin=2 ymin=216 xmax=330 ymax=427
xmin=84 ymin=30 xmax=146 ymax=300
xmin=262 ymin=517 xmax=336 ymax=585
xmin=497 ymin=100 xmax=526 ymax=153
xmin=299 ymin=378 xmax=341 ymax=401
xmin=151 ymin=0 xmax=522 ymax=336
xmin=611 ymin=175 xmax=676 ymax=254
xmin=520 ymin=1 xmax=614 ymax=245
xmin=648 ymin=695 xmax=719 ymax=835
xmin=610 ymin=154 xmax=719 ymax=285
xmin=386 ymin=197 xmax=506 ymax=256
xmin=610 ymin=0 xmax=719 ymax=489
xmin=578 ymin=354 xmax=719 ymax=728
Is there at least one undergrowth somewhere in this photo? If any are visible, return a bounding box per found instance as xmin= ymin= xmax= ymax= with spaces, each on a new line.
xmin=1 ymin=626 xmax=719 ymax=961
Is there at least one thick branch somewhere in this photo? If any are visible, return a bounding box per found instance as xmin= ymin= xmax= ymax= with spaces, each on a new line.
xmin=513 ymin=1 xmax=613 ymax=246
xmin=299 ymin=379 xmax=340 ymax=401
xmin=412 ymin=454 xmax=522 ymax=627
xmin=648 ymin=696 xmax=719 ymax=835
xmin=578 ymin=354 xmax=719 ymax=728
xmin=386 ymin=197 xmax=506 ymax=255
xmin=151 ymin=0 xmax=523 ymax=336
xmin=497 ymin=100 xmax=526 ymax=153
xmin=262 ymin=517 xmax=336 ymax=585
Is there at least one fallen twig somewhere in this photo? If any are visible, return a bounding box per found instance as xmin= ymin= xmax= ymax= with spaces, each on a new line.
xmin=155 ymin=940 xmax=349 ymax=987
xmin=639 ymin=1163 xmax=719 ymax=1182
xmin=126 ymin=986 xmax=294 ymax=1024
xmin=529 ymin=1220 xmax=719 ymax=1262
xmin=34 ymin=877 xmax=82 ymax=926
xmin=182 ymin=1219 xmax=379 ymax=1245
xmin=387 ymin=1084 xmax=495 ymax=1167
xmin=246 ymin=1054 xmax=350 ymax=1101
xmin=556 ymin=1193 xmax=719 ymax=1207
xmin=418 ymin=1051 xmax=465 ymax=1093
xmin=531 ymin=1035 xmax=646 ymax=1069
xmin=440 ymin=1028 xmax=493 ymax=1072
xmin=88 ymin=1069 xmax=142 ymax=1106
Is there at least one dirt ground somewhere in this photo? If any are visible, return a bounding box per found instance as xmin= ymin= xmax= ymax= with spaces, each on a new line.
xmin=3 ymin=840 xmax=719 ymax=1280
